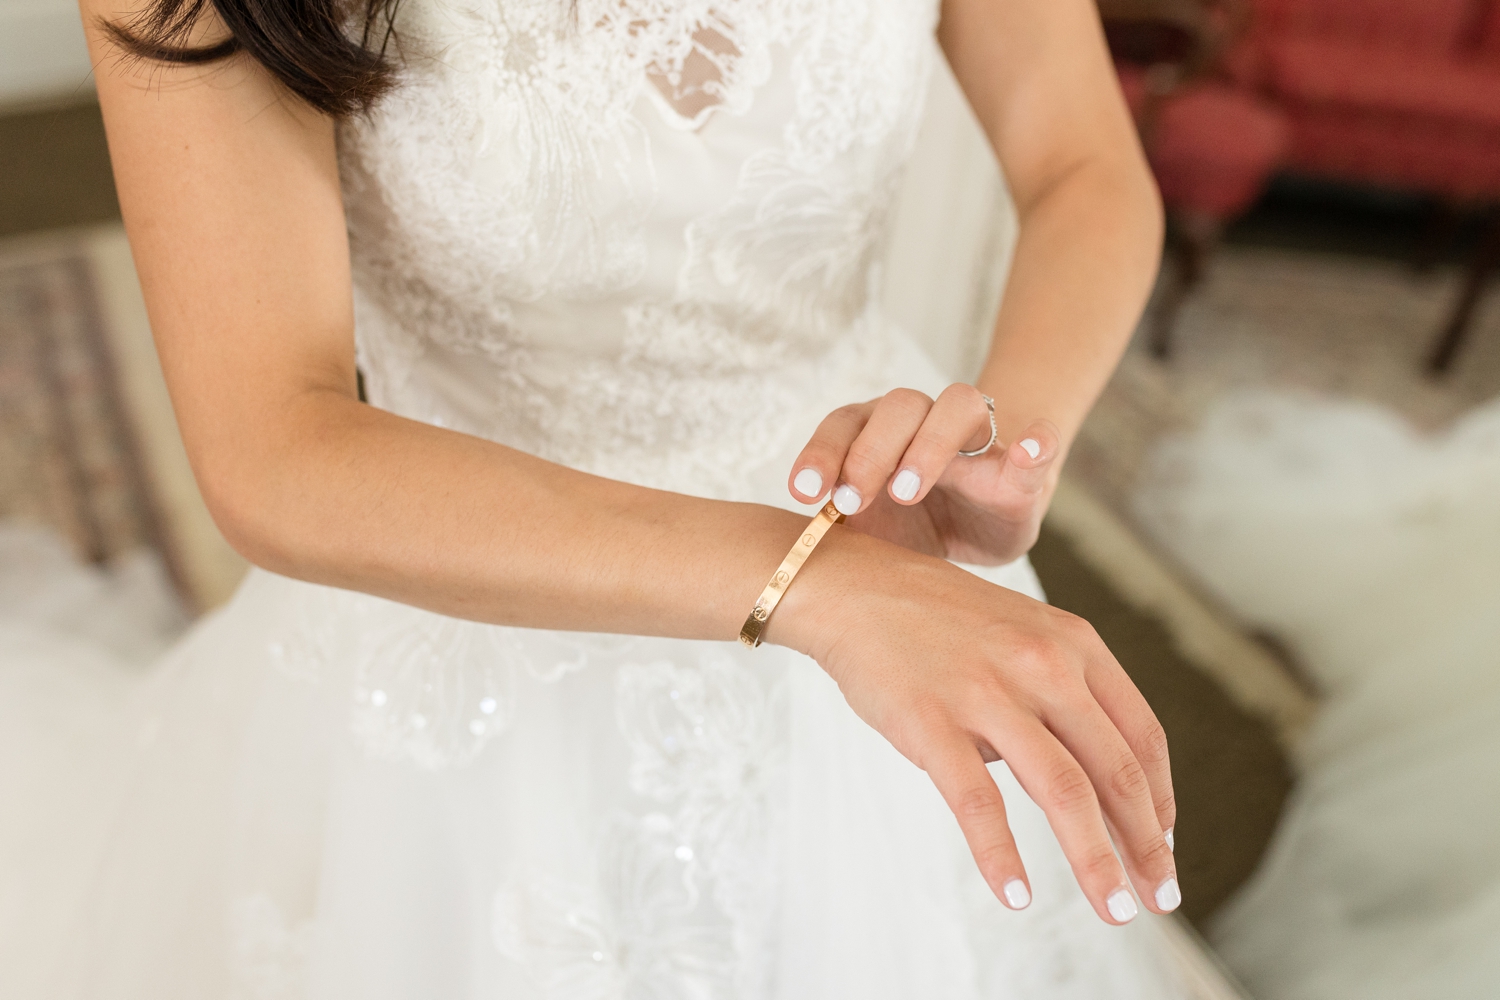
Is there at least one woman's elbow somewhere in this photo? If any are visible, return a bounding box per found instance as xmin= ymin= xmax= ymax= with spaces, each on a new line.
xmin=1136 ymin=166 xmax=1166 ymax=253
xmin=194 ymin=457 xmax=304 ymax=577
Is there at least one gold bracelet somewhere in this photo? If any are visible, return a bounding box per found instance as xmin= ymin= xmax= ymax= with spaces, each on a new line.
xmin=739 ymin=500 xmax=845 ymax=648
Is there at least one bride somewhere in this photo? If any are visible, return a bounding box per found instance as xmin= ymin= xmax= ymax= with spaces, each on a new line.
xmin=3 ymin=0 xmax=1199 ymax=995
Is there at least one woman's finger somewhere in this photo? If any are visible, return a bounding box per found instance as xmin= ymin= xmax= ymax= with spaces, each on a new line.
xmin=830 ymin=389 xmax=933 ymax=515
xmin=1085 ymin=654 xmax=1178 ymax=844
xmin=980 ymin=707 xmax=1140 ymax=925
xmin=990 ymin=418 xmax=1062 ymax=520
xmin=1042 ymin=691 xmax=1179 ymax=914
xmin=788 ymin=402 xmax=875 ymax=503
xmin=886 ymin=383 xmax=994 ymax=506
xmin=920 ymin=730 xmax=1033 ymax=910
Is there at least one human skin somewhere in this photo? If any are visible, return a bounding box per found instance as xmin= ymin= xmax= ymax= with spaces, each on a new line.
xmin=79 ymin=0 xmax=1175 ymax=924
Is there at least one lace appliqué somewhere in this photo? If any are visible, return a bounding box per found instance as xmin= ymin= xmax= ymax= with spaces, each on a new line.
xmin=493 ymin=817 xmax=740 ymax=1000
xmin=677 ymin=152 xmax=904 ymax=347
xmin=269 ymin=581 xmax=640 ymax=769
xmin=347 ymin=608 xmax=520 ymax=769
xmin=494 ymin=653 xmax=785 ymax=998
xmin=624 ymin=2 xmax=773 ymax=129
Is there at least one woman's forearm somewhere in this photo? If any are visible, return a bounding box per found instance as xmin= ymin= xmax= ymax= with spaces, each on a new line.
xmin=938 ymin=0 xmax=1162 ymax=454
xmin=81 ymin=22 xmax=821 ymax=645
xmin=204 ymin=386 xmax=819 ymax=640
xmin=976 ymin=159 xmax=1163 ymax=452
xmin=210 ymin=156 xmax=1163 ymax=639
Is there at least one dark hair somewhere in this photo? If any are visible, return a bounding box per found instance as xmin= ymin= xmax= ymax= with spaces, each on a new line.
xmin=104 ymin=0 xmax=402 ymax=117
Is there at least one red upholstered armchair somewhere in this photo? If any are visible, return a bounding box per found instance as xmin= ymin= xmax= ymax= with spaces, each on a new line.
xmin=1101 ymin=0 xmax=1291 ymax=356
xmin=1227 ymin=0 xmax=1500 ymax=371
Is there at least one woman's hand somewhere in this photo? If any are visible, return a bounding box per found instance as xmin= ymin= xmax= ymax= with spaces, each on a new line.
xmin=788 ymin=384 xmax=1059 ymax=565
xmin=770 ymin=528 xmax=1181 ymax=924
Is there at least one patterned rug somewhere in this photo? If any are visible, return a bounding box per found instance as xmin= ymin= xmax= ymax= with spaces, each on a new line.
xmin=0 ymin=239 xmax=169 ymax=573
xmin=1070 ymin=245 xmax=1500 ymax=520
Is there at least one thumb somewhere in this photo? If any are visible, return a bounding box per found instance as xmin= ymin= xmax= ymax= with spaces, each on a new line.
xmin=998 ymin=420 xmax=1061 ymax=499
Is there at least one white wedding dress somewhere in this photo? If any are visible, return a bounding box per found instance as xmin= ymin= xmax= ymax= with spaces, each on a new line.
xmin=0 ymin=2 xmax=1203 ymax=996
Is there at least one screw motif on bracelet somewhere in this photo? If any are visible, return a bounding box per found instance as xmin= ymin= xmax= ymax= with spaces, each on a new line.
xmin=739 ymin=500 xmax=845 ymax=648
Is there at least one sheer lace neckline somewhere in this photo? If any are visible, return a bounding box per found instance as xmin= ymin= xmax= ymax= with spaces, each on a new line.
xmin=644 ymin=19 xmax=742 ymax=130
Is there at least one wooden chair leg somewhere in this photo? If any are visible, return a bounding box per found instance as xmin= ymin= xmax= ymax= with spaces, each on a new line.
xmin=1413 ymin=198 xmax=1464 ymax=275
xmin=1149 ymin=256 xmax=1192 ymax=359
xmin=1427 ymin=212 xmax=1500 ymax=375
xmin=1150 ymin=212 xmax=1221 ymax=359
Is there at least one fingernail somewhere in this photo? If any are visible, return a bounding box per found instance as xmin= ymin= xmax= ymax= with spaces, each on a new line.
xmin=891 ymin=468 xmax=921 ymax=502
xmin=832 ymin=484 xmax=862 ymax=516
xmin=1002 ymin=878 xmax=1031 ymax=910
xmin=1107 ymin=888 xmax=1138 ymax=923
xmin=1019 ymin=438 xmax=1041 ymax=460
xmin=793 ymin=468 xmax=823 ymax=498
xmin=1165 ymin=827 xmax=1174 ymax=853
xmin=1154 ymin=877 xmax=1181 ymax=913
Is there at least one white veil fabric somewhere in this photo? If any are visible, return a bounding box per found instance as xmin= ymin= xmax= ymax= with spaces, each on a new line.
xmin=1134 ymin=390 xmax=1500 ymax=999
xmin=882 ymin=55 xmax=1017 ymax=384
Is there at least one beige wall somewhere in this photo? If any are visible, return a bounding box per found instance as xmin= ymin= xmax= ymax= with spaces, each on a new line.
xmin=0 ymin=0 xmax=94 ymax=108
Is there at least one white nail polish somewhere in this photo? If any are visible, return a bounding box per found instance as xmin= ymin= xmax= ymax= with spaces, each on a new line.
xmin=1106 ymin=888 xmax=1138 ymax=923
xmin=891 ymin=468 xmax=921 ymax=502
xmin=1154 ymin=877 xmax=1182 ymax=912
xmin=1165 ymin=827 xmax=1175 ymax=853
xmin=832 ymin=484 xmax=862 ymax=516
xmin=1002 ymin=879 xmax=1031 ymax=910
xmin=793 ymin=468 xmax=823 ymax=498
xmin=1019 ymin=438 xmax=1041 ymax=460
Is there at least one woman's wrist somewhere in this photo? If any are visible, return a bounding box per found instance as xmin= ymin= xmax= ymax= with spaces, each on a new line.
xmin=756 ymin=522 xmax=854 ymax=658
xmin=760 ymin=522 xmax=948 ymax=661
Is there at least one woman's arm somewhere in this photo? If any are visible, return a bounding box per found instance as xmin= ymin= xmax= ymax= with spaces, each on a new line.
xmin=84 ymin=17 xmax=805 ymax=638
xmin=944 ymin=0 xmax=1163 ymax=451
xmin=82 ymin=0 xmax=1177 ymax=923
xmin=783 ymin=0 xmax=1161 ymax=565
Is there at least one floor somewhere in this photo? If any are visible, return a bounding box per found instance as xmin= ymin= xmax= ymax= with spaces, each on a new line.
xmin=0 ymin=98 xmax=1297 ymax=928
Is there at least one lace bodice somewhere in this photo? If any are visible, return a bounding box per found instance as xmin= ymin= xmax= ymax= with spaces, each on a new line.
xmin=340 ymin=0 xmax=940 ymax=498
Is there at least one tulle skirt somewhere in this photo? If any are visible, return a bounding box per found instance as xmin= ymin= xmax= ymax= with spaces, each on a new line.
xmin=0 ymin=557 xmax=1195 ymax=999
